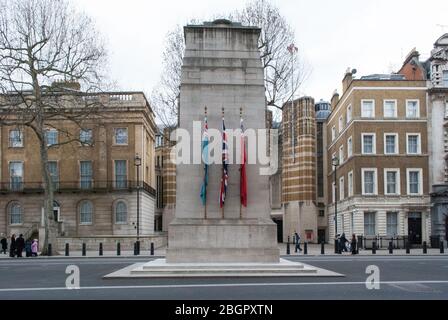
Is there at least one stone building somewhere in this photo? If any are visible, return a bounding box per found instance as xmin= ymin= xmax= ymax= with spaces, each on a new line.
xmin=0 ymin=86 xmax=164 ymax=250
xmin=281 ymin=96 xmax=319 ymax=243
xmin=396 ymin=34 xmax=448 ymax=245
xmin=326 ymin=70 xmax=431 ymax=247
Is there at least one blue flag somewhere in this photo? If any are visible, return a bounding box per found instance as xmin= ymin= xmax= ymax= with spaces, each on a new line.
xmin=200 ymin=116 xmax=209 ymax=206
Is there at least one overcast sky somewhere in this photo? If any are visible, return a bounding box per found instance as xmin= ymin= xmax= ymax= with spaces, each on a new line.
xmin=76 ymin=0 xmax=448 ymax=102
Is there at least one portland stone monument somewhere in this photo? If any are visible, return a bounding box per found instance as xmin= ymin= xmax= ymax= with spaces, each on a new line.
xmin=166 ymin=19 xmax=279 ymax=263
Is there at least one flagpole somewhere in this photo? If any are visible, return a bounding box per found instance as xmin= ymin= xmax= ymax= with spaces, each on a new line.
xmin=204 ymin=106 xmax=208 ymax=220
xmin=221 ymin=107 xmax=225 ymax=220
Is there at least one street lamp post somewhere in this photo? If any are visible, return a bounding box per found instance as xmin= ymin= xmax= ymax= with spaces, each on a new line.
xmin=134 ymin=154 xmax=142 ymax=255
xmin=332 ymin=156 xmax=340 ymax=254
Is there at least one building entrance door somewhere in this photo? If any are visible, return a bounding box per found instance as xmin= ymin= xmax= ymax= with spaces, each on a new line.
xmin=272 ymin=218 xmax=283 ymax=243
xmin=408 ymin=212 xmax=422 ymax=245
xmin=318 ymin=229 xmax=326 ymax=244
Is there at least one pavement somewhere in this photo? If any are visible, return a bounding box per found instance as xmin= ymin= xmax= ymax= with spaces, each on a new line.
xmin=0 ymin=255 xmax=448 ymax=300
xmin=0 ymin=243 xmax=444 ymax=258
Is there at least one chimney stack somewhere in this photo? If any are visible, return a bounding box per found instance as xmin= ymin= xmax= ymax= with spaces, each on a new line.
xmin=342 ymin=68 xmax=353 ymax=93
xmin=331 ymin=89 xmax=339 ymax=107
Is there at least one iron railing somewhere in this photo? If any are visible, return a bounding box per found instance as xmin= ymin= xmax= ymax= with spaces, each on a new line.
xmin=0 ymin=180 xmax=156 ymax=197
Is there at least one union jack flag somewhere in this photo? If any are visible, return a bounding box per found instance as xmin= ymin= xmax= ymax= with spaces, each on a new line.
xmin=220 ymin=116 xmax=228 ymax=208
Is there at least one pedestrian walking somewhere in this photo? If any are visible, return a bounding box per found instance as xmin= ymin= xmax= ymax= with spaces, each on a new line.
xmin=9 ymin=234 xmax=16 ymax=257
xmin=15 ymin=234 xmax=25 ymax=258
xmin=351 ymin=234 xmax=358 ymax=255
xmin=294 ymin=231 xmax=302 ymax=252
xmin=31 ymin=239 xmax=38 ymax=257
xmin=339 ymin=233 xmax=348 ymax=253
xmin=0 ymin=234 xmax=7 ymax=254
xmin=25 ymin=239 xmax=32 ymax=257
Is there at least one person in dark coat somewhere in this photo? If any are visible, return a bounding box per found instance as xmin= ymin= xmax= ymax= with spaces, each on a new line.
xmin=9 ymin=234 xmax=16 ymax=257
xmin=25 ymin=240 xmax=32 ymax=257
xmin=294 ymin=231 xmax=302 ymax=252
xmin=1 ymin=234 xmax=7 ymax=254
xmin=351 ymin=234 xmax=358 ymax=255
xmin=339 ymin=233 xmax=348 ymax=252
xmin=15 ymin=234 xmax=25 ymax=258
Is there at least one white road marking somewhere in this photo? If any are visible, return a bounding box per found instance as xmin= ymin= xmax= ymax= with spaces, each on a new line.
xmin=0 ymin=280 xmax=448 ymax=292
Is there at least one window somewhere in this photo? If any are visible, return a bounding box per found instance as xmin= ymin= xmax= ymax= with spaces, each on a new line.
xmin=384 ymin=169 xmax=400 ymax=195
xmin=9 ymin=129 xmax=23 ymax=147
xmin=339 ymin=176 xmax=345 ymax=200
xmin=347 ymin=137 xmax=353 ymax=158
xmin=45 ymin=129 xmax=58 ymax=146
xmin=443 ymin=70 xmax=448 ymax=87
xmin=406 ymin=100 xmax=420 ymax=118
xmin=348 ymin=171 xmax=354 ymax=197
xmin=80 ymin=129 xmax=93 ymax=145
xmin=115 ymin=201 xmax=127 ymax=224
xmin=339 ymin=145 xmax=344 ymax=163
xmin=331 ymin=126 xmax=336 ymax=141
xmin=407 ymin=134 xmax=421 ymax=154
xmin=79 ymin=201 xmax=93 ymax=225
xmin=407 ymin=169 xmax=423 ymax=195
xmin=364 ymin=212 xmax=376 ymax=236
xmin=114 ymin=128 xmax=128 ymax=145
xmin=347 ymin=105 xmax=352 ymax=123
xmin=362 ymin=133 xmax=376 ymax=154
xmin=115 ymin=160 xmax=127 ymax=188
xmin=9 ymin=202 xmax=22 ymax=225
xmin=48 ymin=161 xmax=59 ymax=190
xmin=362 ymin=168 xmax=377 ymax=195
xmin=386 ymin=212 xmax=398 ymax=236
xmin=319 ymin=210 xmax=325 ymax=217
xmin=339 ymin=116 xmax=344 ymax=133
xmin=383 ymin=100 xmax=397 ymax=118
xmin=80 ymin=161 xmax=93 ymax=189
xmin=361 ymin=100 xmax=375 ymax=118
xmin=9 ymin=161 xmax=23 ymax=191
xmin=384 ymin=134 xmax=398 ymax=155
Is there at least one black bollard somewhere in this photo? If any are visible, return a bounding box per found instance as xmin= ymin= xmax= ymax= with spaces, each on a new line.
xmin=48 ymin=243 xmax=52 ymax=256
xmin=150 ymin=242 xmax=154 ymax=256
xmin=134 ymin=242 xmax=137 ymax=256
xmin=372 ymin=242 xmax=376 ymax=254
xmin=423 ymin=241 xmax=427 ymax=254
xmin=388 ymin=241 xmax=393 ymax=254
xmin=286 ymin=241 xmax=290 ymax=255
xmin=117 ymin=242 xmax=121 ymax=256
xmin=82 ymin=243 xmax=86 ymax=256
xmin=321 ymin=242 xmax=325 ymax=255
xmin=137 ymin=241 xmax=141 ymax=255
xmin=304 ymin=242 xmax=308 ymax=255
xmin=65 ymin=243 xmax=69 ymax=256
xmin=406 ymin=241 xmax=410 ymax=254
xmin=334 ymin=239 xmax=338 ymax=254
xmin=99 ymin=243 xmax=103 ymax=256
xmin=440 ymin=241 xmax=445 ymax=254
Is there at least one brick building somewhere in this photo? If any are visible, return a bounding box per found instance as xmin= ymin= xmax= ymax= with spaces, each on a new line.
xmin=0 ymin=86 xmax=164 ymax=250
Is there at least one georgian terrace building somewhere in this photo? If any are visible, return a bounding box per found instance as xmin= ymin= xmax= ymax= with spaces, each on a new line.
xmin=0 ymin=85 xmax=164 ymax=251
xmin=326 ymin=71 xmax=431 ymax=247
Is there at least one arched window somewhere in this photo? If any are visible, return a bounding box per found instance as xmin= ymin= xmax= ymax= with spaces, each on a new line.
xmin=9 ymin=202 xmax=22 ymax=225
xmin=115 ymin=201 xmax=127 ymax=224
xmin=79 ymin=201 xmax=93 ymax=225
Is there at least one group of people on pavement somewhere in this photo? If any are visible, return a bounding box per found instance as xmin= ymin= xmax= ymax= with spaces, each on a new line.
xmin=336 ymin=233 xmax=358 ymax=255
xmin=0 ymin=234 xmax=38 ymax=258
xmin=293 ymin=231 xmax=359 ymax=255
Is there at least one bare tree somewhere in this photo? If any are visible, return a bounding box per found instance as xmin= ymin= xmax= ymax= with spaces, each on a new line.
xmin=0 ymin=0 xmax=108 ymax=255
xmin=151 ymin=0 xmax=309 ymax=128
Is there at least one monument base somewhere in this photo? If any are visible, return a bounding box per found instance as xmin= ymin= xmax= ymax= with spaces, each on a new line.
xmin=166 ymin=218 xmax=280 ymax=263
xmin=103 ymin=259 xmax=344 ymax=278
